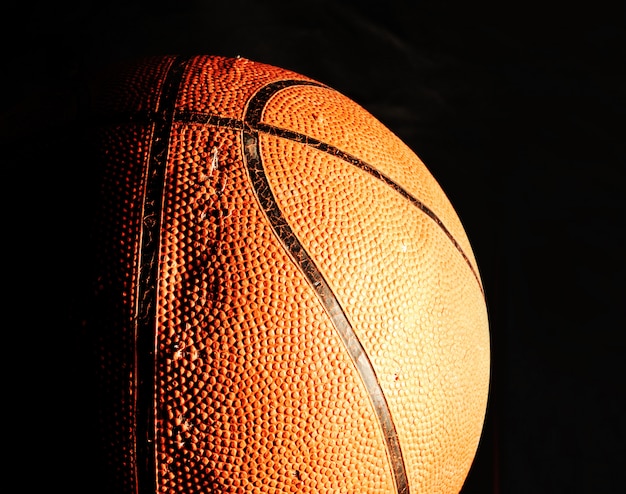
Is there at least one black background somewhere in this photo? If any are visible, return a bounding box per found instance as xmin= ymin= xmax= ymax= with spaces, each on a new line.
xmin=4 ymin=1 xmax=624 ymax=492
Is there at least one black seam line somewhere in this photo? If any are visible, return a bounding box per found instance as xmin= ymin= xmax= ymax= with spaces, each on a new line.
xmin=176 ymin=110 xmax=245 ymax=130
xmin=135 ymin=55 xmax=192 ymax=494
xmin=175 ymin=101 xmax=483 ymax=296
xmin=254 ymin=122 xmax=484 ymax=295
xmin=242 ymin=80 xmax=410 ymax=494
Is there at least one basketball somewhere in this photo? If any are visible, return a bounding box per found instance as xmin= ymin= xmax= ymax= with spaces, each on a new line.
xmin=86 ymin=55 xmax=490 ymax=493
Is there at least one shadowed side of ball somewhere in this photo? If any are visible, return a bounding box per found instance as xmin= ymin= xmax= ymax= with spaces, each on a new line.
xmin=87 ymin=55 xmax=489 ymax=493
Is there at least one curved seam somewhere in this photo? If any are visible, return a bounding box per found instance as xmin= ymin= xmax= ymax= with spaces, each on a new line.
xmin=241 ymin=80 xmax=410 ymax=494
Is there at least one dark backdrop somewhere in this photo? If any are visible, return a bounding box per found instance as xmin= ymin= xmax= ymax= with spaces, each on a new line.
xmin=4 ymin=1 xmax=624 ymax=493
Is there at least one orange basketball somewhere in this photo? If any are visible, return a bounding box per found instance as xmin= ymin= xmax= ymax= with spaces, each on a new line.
xmin=87 ymin=55 xmax=490 ymax=493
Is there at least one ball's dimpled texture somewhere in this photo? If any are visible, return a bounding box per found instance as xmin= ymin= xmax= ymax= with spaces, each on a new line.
xmin=89 ymin=55 xmax=490 ymax=494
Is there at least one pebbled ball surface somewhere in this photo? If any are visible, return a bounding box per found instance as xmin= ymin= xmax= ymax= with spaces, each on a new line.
xmin=89 ymin=55 xmax=490 ymax=494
